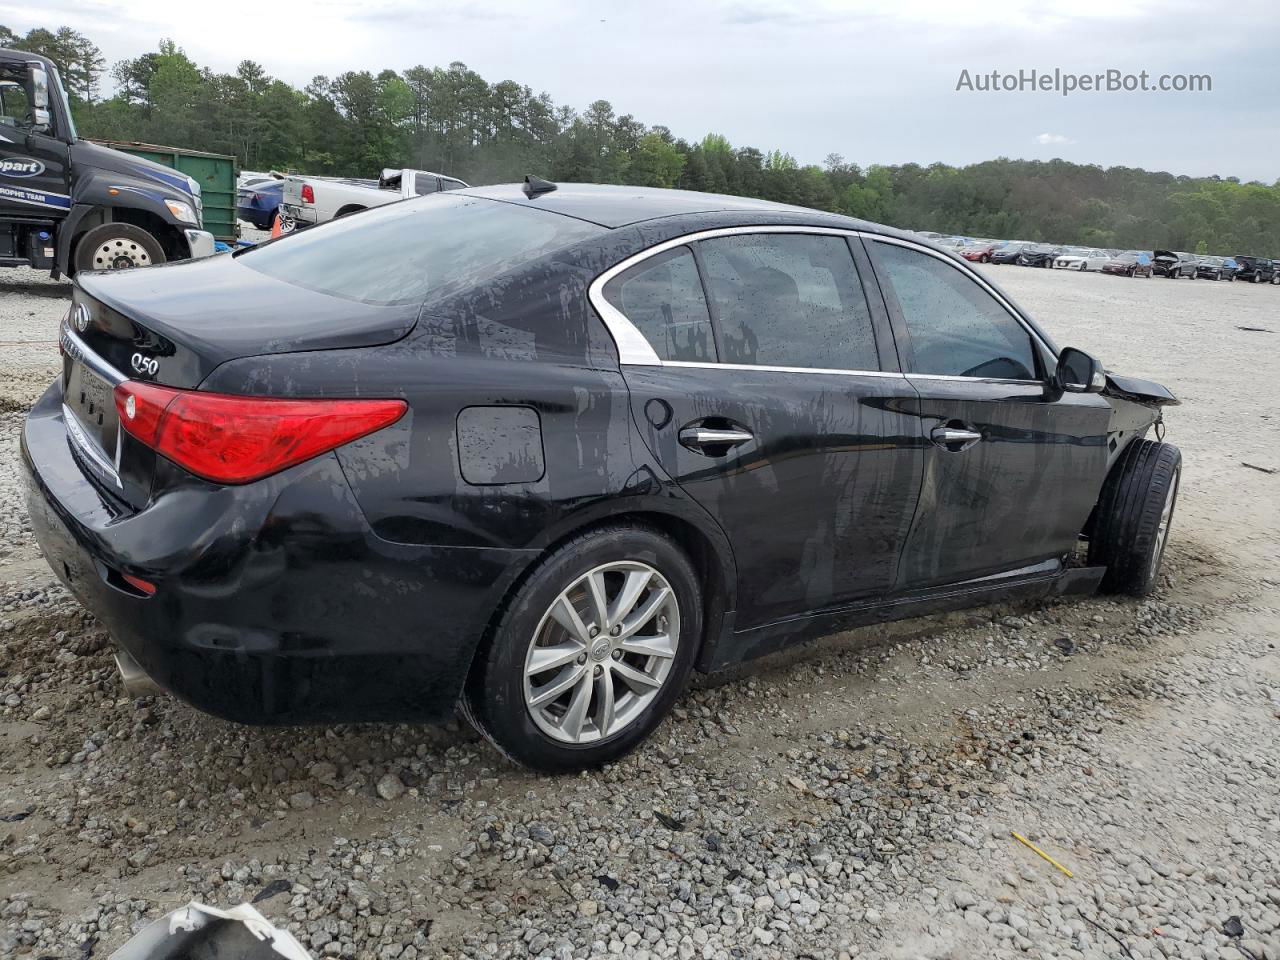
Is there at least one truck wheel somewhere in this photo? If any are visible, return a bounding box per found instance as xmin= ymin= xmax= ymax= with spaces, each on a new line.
xmin=1088 ymin=439 xmax=1181 ymax=597
xmin=75 ymin=224 xmax=166 ymax=272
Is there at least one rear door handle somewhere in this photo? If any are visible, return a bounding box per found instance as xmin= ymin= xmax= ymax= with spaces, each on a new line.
xmin=678 ymin=424 xmax=754 ymax=454
xmin=930 ymin=425 xmax=983 ymax=451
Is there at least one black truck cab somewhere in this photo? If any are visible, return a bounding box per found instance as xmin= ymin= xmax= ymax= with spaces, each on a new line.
xmin=1 ymin=48 xmax=214 ymax=277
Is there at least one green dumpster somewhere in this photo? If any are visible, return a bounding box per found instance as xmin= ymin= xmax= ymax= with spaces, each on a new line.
xmin=90 ymin=140 xmax=240 ymax=244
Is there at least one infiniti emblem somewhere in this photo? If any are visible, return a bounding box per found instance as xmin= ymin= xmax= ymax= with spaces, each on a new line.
xmin=590 ymin=639 xmax=611 ymax=662
xmin=131 ymin=352 xmax=159 ymax=376
xmin=73 ymin=304 xmax=90 ymax=332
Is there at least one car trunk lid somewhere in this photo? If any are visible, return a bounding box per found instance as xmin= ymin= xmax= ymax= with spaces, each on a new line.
xmin=62 ymin=254 xmax=420 ymax=509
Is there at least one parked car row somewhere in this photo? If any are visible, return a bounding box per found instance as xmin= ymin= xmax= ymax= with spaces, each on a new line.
xmin=915 ymin=231 xmax=1280 ymax=285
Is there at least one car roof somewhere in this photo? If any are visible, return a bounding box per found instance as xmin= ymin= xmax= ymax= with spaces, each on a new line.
xmin=453 ymin=182 xmax=843 ymax=229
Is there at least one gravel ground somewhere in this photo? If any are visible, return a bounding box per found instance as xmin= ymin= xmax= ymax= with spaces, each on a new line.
xmin=1 ymin=262 xmax=1278 ymax=960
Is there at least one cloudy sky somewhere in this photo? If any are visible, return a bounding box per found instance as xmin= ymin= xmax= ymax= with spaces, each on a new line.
xmin=5 ymin=0 xmax=1278 ymax=182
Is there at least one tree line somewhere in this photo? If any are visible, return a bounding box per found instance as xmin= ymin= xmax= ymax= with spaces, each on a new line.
xmin=5 ymin=24 xmax=1278 ymax=255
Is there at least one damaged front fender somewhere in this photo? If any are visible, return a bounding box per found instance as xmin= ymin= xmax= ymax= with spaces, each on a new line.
xmin=1104 ymin=372 xmax=1179 ymax=407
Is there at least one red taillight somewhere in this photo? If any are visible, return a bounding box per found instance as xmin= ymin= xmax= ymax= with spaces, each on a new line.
xmin=114 ymin=382 xmax=406 ymax=485
xmin=300 ymin=184 xmax=315 ymax=204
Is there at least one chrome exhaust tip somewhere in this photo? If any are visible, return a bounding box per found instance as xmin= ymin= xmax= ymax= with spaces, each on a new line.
xmin=114 ymin=649 xmax=165 ymax=698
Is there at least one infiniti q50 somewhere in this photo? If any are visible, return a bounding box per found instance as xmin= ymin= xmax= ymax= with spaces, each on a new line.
xmin=22 ymin=181 xmax=1180 ymax=770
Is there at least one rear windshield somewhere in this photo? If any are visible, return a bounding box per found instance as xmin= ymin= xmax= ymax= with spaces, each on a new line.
xmin=238 ymin=194 xmax=606 ymax=305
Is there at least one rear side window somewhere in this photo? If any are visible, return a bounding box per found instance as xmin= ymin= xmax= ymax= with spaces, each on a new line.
xmin=873 ymin=241 xmax=1038 ymax=381
xmin=697 ymin=234 xmax=878 ymax=370
xmin=239 ymin=194 xmax=605 ymax=305
xmin=602 ymin=247 xmax=715 ymax=362
xmin=413 ymin=177 xmax=439 ymax=196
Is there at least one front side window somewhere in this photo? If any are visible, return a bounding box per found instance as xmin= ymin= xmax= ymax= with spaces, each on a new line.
xmin=602 ymin=246 xmax=715 ymax=362
xmin=698 ymin=233 xmax=878 ymax=370
xmin=873 ymin=241 xmax=1038 ymax=381
xmin=0 ymin=72 xmax=32 ymax=133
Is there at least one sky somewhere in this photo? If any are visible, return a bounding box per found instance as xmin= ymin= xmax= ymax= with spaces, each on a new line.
xmin=5 ymin=0 xmax=1279 ymax=183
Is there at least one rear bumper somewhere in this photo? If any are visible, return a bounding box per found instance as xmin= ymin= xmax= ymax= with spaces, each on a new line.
xmin=21 ymin=379 xmax=535 ymax=724
xmin=280 ymin=203 xmax=318 ymax=226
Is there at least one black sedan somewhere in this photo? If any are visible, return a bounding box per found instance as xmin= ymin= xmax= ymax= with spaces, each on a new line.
xmin=989 ymin=242 xmax=1028 ymax=264
xmin=1195 ymin=256 xmax=1236 ymax=281
xmin=22 ymin=182 xmax=1182 ymax=771
xmin=1016 ymin=244 xmax=1062 ymax=267
xmin=1102 ymin=251 xmax=1154 ymax=277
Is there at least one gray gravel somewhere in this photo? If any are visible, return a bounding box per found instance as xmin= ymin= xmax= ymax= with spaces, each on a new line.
xmin=1 ymin=263 xmax=1278 ymax=960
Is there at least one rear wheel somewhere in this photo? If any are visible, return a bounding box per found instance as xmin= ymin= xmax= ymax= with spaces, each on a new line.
xmin=1088 ymin=439 xmax=1181 ymax=596
xmin=74 ymin=223 xmax=166 ymax=273
xmin=463 ymin=525 xmax=702 ymax=771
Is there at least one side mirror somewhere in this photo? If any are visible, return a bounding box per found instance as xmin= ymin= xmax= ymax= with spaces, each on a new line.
xmin=29 ymin=65 xmax=52 ymax=131
xmin=1054 ymin=347 xmax=1106 ymax=394
xmin=30 ymin=66 xmax=49 ymax=108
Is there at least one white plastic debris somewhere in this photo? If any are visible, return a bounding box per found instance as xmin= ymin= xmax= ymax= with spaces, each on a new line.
xmin=110 ymin=902 xmax=312 ymax=960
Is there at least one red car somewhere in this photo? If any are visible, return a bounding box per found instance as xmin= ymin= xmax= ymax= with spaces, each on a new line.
xmin=960 ymin=243 xmax=998 ymax=263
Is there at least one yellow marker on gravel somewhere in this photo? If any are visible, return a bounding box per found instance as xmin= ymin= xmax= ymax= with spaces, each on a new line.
xmin=1011 ymin=832 xmax=1074 ymax=878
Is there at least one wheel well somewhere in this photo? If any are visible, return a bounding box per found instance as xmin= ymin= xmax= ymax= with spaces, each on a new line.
xmin=465 ymin=511 xmax=734 ymax=685
xmin=69 ymin=207 xmax=186 ymax=272
xmin=111 ymin=208 xmax=186 ymax=260
xmin=334 ymin=204 xmax=367 ymax=218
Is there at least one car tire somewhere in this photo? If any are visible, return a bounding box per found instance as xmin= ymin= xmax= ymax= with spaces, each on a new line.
xmin=1088 ymin=439 xmax=1181 ymax=597
xmin=74 ymin=223 xmax=166 ymax=273
xmin=462 ymin=524 xmax=703 ymax=771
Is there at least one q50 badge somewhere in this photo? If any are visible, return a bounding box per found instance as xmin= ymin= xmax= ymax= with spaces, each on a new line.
xmin=131 ymin=352 xmax=159 ymax=377
xmin=0 ymin=157 xmax=46 ymax=178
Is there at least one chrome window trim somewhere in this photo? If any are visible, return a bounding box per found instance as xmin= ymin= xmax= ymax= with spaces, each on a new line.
xmin=906 ymin=373 xmax=1042 ymax=386
xmin=662 ymin=360 xmax=903 ymax=379
xmin=586 ymin=224 xmax=1055 ymax=380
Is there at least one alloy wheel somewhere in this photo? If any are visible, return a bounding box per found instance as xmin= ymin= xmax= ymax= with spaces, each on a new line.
xmin=523 ymin=561 xmax=680 ymax=745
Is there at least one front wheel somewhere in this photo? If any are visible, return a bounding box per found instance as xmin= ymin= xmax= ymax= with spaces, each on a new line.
xmin=463 ymin=525 xmax=702 ymax=771
xmin=1088 ymin=439 xmax=1181 ymax=596
xmin=74 ymin=223 xmax=166 ymax=273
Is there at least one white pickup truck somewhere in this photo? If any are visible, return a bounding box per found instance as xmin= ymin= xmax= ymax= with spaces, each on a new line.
xmin=279 ymin=168 xmax=468 ymax=231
